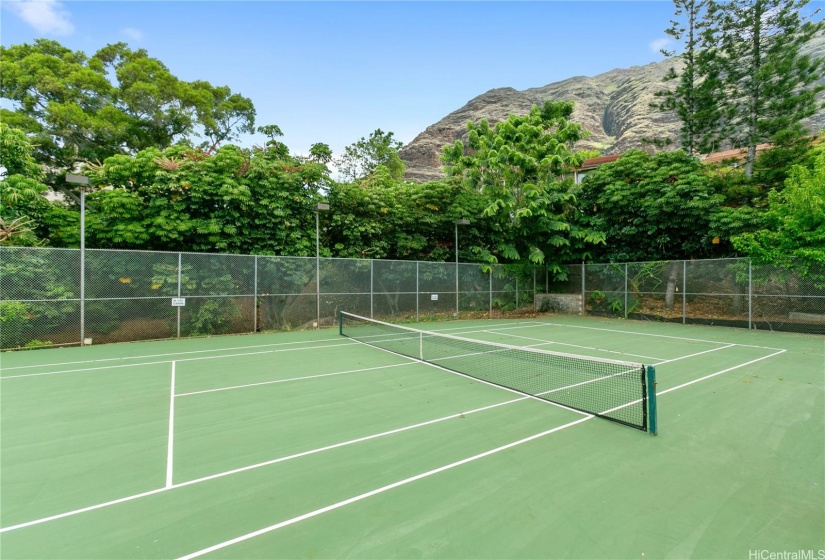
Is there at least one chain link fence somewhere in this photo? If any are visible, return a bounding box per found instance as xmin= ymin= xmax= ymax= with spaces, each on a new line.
xmin=541 ymin=258 xmax=825 ymax=335
xmin=4 ymin=248 xmax=821 ymax=349
xmin=0 ymin=247 xmax=528 ymax=349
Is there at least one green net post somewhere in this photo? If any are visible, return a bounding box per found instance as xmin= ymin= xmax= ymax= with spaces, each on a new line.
xmin=646 ymin=365 xmax=658 ymax=435
xmin=338 ymin=310 xmax=343 ymax=336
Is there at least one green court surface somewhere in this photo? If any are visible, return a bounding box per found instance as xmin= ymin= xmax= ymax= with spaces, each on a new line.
xmin=1 ymin=315 xmax=823 ymax=559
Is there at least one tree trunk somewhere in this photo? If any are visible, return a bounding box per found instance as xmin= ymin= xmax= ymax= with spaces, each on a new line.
xmin=665 ymin=261 xmax=680 ymax=309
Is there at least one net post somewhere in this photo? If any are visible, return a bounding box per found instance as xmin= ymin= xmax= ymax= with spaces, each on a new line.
xmin=338 ymin=310 xmax=343 ymax=336
xmin=646 ymin=365 xmax=658 ymax=435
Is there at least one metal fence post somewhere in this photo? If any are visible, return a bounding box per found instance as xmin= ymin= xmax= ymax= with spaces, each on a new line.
xmin=79 ymin=189 xmax=86 ymax=345
xmin=516 ymin=276 xmax=519 ymax=309
xmin=489 ymin=266 xmax=493 ymax=318
xmin=176 ymin=252 xmax=182 ymax=338
xmin=455 ymin=262 xmax=459 ymax=317
xmin=253 ymin=255 xmax=258 ymax=333
xmin=415 ymin=261 xmax=419 ymax=322
xmin=581 ymin=262 xmax=586 ymax=316
xmin=624 ymin=263 xmax=628 ymax=319
xmin=682 ymin=260 xmax=687 ymax=324
xmin=748 ymin=259 xmax=753 ymax=330
xmin=370 ymin=259 xmax=374 ymax=319
xmin=79 ymin=241 xmax=85 ymax=346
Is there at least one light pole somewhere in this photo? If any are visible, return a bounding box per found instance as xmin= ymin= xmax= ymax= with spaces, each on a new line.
xmin=315 ymin=203 xmax=330 ymax=329
xmin=66 ymin=173 xmax=90 ymax=345
xmin=454 ymin=218 xmax=470 ymax=316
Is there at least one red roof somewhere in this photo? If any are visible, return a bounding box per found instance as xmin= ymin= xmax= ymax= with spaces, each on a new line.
xmin=700 ymin=143 xmax=772 ymax=165
xmin=578 ymin=154 xmax=621 ymax=170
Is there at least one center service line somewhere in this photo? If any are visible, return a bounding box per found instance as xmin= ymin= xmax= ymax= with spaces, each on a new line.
xmin=166 ymin=361 xmax=176 ymax=488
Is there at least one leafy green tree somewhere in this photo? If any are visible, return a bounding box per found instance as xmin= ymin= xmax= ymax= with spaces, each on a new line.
xmin=308 ymin=143 xmax=333 ymax=164
xmin=576 ymin=149 xmax=724 ymax=262
xmin=731 ymin=146 xmax=825 ymax=269
xmin=326 ymin=169 xmax=476 ymax=261
xmin=0 ymin=123 xmax=76 ymax=246
xmin=442 ymin=101 xmax=604 ymax=268
xmin=83 ymin=142 xmax=327 ymax=255
xmin=702 ymin=0 xmax=824 ymax=175
xmin=653 ymin=0 xmax=723 ymax=155
xmin=0 ymin=40 xmax=255 ymax=176
xmin=334 ymin=129 xmax=404 ymax=182
xmin=577 ymin=149 xmax=730 ymax=308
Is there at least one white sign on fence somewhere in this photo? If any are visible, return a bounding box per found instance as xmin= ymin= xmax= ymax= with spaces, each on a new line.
xmin=431 ymin=294 xmax=438 ymax=301
xmin=171 ymin=298 xmax=186 ymax=307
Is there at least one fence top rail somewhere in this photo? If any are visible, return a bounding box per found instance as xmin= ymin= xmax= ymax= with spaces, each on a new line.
xmin=578 ymin=257 xmax=750 ymax=267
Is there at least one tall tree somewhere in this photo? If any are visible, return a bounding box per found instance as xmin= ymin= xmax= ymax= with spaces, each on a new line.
xmin=442 ymin=101 xmax=604 ymax=268
xmin=334 ymin=129 xmax=404 ymax=182
xmin=0 ymin=40 xmax=256 ymax=175
xmin=703 ymin=0 xmax=824 ymax=176
xmin=654 ymin=0 xmax=723 ymax=155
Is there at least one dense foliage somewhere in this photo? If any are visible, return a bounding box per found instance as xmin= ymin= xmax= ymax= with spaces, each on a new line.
xmin=731 ymin=146 xmax=825 ymax=270
xmin=0 ymin=40 xmax=255 ymax=181
xmin=2 ymin=30 xmax=823 ymax=273
xmin=576 ymin=150 xmax=724 ymax=262
xmin=442 ymin=101 xmax=605 ymax=269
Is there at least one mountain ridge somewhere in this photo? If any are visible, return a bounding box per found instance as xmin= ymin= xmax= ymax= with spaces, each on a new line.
xmin=399 ymin=41 xmax=825 ymax=183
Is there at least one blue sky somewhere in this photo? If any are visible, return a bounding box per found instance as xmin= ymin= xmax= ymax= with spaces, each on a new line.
xmin=2 ymin=1 xmax=684 ymax=159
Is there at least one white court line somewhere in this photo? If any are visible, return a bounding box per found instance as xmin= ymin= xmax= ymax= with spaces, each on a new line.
xmin=0 ymin=342 xmax=358 ymax=381
xmin=485 ymin=331 xmax=667 ymax=362
xmin=1 ymin=338 xmax=355 ymax=371
xmin=598 ymin=348 xmax=787 ymax=416
xmin=653 ymin=344 xmax=737 ymax=365
xmin=166 ymin=362 xmax=176 ymax=488
xmin=425 ymin=321 xmax=546 ymax=334
xmin=0 ymin=396 xmax=530 ymax=533
xmin=175 ymin=362 xmax=417 ymax=397
xmin=175 ymin=416 xmax=595 ymax=560
xmin=0 ymin=324 xmax=561 ymax=381
xmin=1 ymin=321 xmax=539 ymax=373
xmin=657 ymin=349 xmax=786 ymax=395
xmin=535 ymin=320 xmax=787 ymax=351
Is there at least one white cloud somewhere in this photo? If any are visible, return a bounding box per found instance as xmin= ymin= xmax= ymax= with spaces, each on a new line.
xmin=649 ymin=37 xmax=673 ymax=55
xmin=4 ymin=0 xmax=74 ymax=36
xmin=121 ymin=27 xmax=143 ymax=41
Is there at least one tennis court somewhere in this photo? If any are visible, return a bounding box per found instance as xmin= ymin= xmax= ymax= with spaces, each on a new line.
xmin=1 ymin=314 xmax=823 ymax=559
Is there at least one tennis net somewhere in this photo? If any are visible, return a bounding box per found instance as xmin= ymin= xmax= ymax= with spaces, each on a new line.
xmin=339 ymin=312 xmax=657 ymax=433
